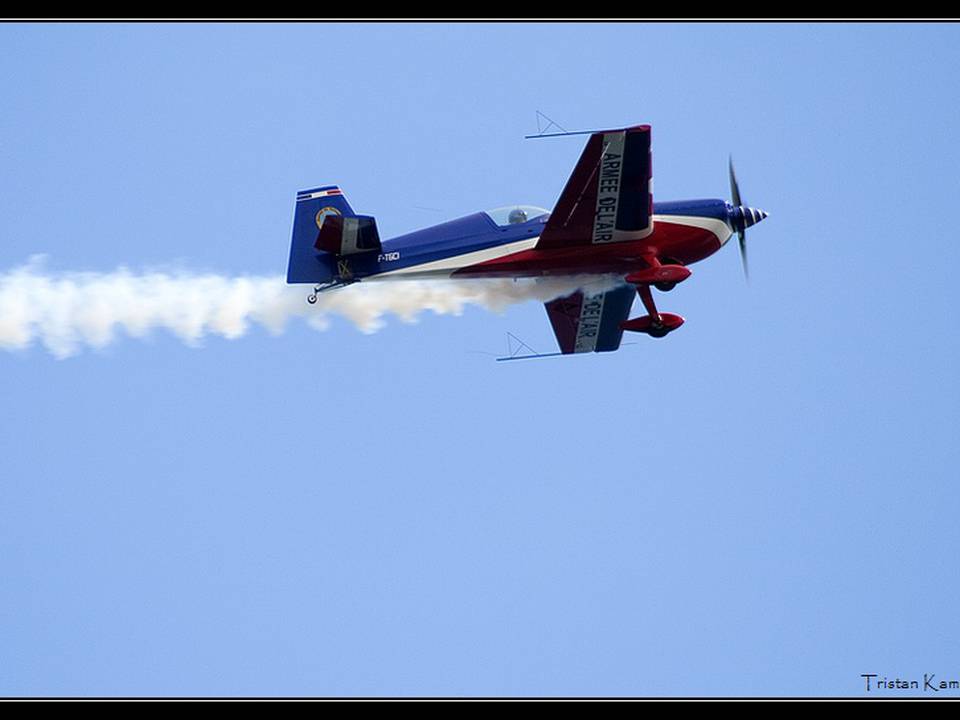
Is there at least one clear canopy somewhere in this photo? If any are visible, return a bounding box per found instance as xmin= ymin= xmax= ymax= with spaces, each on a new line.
xmin=484 ymin=205 xmax=550 ymax=227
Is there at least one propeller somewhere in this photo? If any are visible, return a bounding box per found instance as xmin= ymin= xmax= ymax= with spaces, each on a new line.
xmin=728 ymin=156 xmax=768 ymax=281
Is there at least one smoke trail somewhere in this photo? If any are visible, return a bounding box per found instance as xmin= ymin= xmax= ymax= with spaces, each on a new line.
xmin=0 ymin=257 xmax=620 ymax=358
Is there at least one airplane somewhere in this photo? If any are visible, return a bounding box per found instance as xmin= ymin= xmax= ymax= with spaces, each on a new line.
xmin=286 ymin=124 xmax=768 ymax=358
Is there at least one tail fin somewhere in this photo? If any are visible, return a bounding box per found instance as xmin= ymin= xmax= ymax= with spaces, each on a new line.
xmin=287 ymin=185 xmax=357 ymax=283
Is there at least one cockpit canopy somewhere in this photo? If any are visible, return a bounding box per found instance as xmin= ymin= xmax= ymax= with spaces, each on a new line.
xmin=484 ymin=205 xmax=550 ymax=227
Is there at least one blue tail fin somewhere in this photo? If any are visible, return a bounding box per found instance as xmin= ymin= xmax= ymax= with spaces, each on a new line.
xmin=287 ymin=186 xmax=356 ymax=283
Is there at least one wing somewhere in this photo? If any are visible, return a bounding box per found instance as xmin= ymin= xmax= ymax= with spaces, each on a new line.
xmin=536 ymin=124 xmax=652 ymax=250
xmin=545 ymin=284 xmax=637 ymax=354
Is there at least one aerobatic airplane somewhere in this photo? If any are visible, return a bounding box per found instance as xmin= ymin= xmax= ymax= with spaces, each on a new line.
xmin=286 ymin=124 xmax=768 ymax=358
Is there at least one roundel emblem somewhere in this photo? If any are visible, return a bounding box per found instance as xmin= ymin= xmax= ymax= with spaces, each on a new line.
xmin=315 ymin=206 xmax=342 ymax=230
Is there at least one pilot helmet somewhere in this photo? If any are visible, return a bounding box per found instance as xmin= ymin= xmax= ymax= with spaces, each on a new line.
xmin=507 ymin=207 xmax=528 ymax=224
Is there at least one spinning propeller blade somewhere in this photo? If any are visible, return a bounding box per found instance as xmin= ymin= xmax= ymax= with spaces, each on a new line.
xmin=728 ymin=156 xmax=767 ymax=282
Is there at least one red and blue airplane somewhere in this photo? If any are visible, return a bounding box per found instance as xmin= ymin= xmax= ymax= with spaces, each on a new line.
xmin=286 ymin=124 xmax=768 ymax=358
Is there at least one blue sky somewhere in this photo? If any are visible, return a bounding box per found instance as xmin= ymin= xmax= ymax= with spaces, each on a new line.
xmin=1 ymin=22 xmax=959 ymax=697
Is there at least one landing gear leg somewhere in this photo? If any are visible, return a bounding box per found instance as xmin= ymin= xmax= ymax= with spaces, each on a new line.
xmin=306 ymin=284 xmax=324 ymax=305
xmin=637 ymin=284 xmax=662 ymax=327
xmin=620 ymin=283 xmax=685 ymax=338
xmin=636 ymin=284 xmax=669 ymax=337
xmin=305 ymin=278 xmax=356 ymax=304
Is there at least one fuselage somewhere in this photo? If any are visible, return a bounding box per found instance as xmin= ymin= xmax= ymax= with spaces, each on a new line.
xmin=313 ymin=198 xmax=736 ymax=284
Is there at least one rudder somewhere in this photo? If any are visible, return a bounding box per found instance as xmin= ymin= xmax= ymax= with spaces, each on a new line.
xmin=287 ymin=185 xmax=357 ymax=283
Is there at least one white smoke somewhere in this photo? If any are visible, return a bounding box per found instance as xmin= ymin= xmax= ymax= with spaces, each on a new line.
xmin=0 ymin=257 xmax=621 ymax=358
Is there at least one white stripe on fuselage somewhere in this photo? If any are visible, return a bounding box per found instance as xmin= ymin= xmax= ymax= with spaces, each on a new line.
xmin=367 ymin=214 xmax=731 ymax=280
xmin=657 ymin=215 xmax=733 ymax=246
xmin=370 ymin=236 xmax=541 ymax=279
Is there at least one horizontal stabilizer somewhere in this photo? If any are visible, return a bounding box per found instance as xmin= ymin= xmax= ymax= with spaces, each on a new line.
xmin=315 ymin=214 xmax=382 ymax=256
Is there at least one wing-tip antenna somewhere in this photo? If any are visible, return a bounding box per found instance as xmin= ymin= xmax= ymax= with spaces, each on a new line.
xmin=525 ymin=111 xmax=597 ymax=139
xmin=495 ymin=331 xmax=567 ymax=361
xmin=506 ymin=331 xmax=538 ymax=358
xmin=536 ymin=110 xmax=568 ymax=135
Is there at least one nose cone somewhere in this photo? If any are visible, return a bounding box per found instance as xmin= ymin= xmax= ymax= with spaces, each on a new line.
xmin=743 ymin=206 xmax=768 ymax=229
xmin=727 ymin=204 xmax=769 ymax=233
